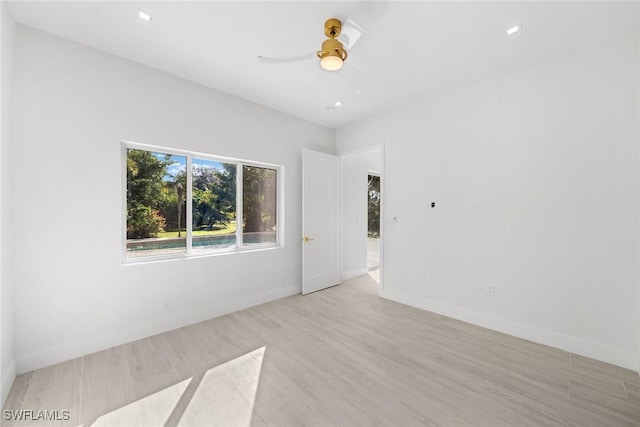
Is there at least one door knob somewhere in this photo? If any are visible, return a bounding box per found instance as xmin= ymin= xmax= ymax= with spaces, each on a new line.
xmin=303 ymin=236 xmax=315 ymax=242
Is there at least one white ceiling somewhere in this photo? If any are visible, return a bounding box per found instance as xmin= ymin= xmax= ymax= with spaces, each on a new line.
xmin=7 ymin=1 xmax=638 ymax=129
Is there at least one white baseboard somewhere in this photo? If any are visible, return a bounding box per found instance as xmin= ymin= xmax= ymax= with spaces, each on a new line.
xmin=1 ymin=359 xmax=16 ymax=407
xmin=380 ymin=288 xmax=638 ymax=372
xmin=16 ymin=285 xmax=300 ymax=374
xmin=342 ymin=268 xmax=369 ymax=281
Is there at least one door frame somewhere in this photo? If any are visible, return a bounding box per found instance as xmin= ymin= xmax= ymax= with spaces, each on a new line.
xmin=339 ymin=144 xmax=385 ymax=292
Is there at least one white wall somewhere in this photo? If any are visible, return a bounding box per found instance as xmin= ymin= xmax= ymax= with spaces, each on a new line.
xmin=340 ymin=149 xmax=381 ymax=280
xmin=10 ymin=26 xmax=334 ymax=373
xmin=0 ymin=1 xmax=16 ymax=406
xmin=337 ymin=35 xmax=640 ymax=370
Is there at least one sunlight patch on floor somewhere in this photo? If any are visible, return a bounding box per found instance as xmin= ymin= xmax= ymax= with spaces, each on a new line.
xmin=87 ymin=347 xmax=265 ymax=427
xmin=178 ymin=346 xmax=265 ymax=426
xmin=91 ymin=378 xmax=191 ymax=426
xmin=368 ymin=268 xmax=380 ymax=283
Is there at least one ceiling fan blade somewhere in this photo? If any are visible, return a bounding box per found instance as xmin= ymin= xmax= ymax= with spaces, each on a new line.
xmin=257 ymin=52 xmax=316 ymax=64
xmin=337 ymin=63 xmax=369 ymax=93
xmin=340 ymin=1 xmax=388 ymax=51
xmin=359 ymin=0 xmax=389 ymax=27
xmin=339 ymin=19 xmax=364 ymax=51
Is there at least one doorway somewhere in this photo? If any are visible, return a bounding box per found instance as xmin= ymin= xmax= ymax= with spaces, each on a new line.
xmin=340 ymin=146 xmax=383 ymax=289
xmin=367 ymin=173 xmax=381 ymax=274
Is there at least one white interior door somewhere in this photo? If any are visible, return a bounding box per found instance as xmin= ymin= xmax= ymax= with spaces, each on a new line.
xmin=302 ymin=149 xmax=341 ymax=295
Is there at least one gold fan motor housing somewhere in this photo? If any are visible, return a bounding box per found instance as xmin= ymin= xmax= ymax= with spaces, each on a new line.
xmin=317 ymin=18 xmax=348 ymax=62
xmin=320 ymin=39 xmax=345 ymax=55
xmin=324 ymin=18 xmax=342 ymax=38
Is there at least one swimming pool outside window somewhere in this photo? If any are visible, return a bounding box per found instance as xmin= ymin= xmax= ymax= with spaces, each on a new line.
xmin=123 ymin=142 xmax=282 ymax=261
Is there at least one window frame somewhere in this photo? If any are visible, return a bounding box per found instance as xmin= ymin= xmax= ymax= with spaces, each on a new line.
xmin=122 ymin=141 xmax=284 ymax=263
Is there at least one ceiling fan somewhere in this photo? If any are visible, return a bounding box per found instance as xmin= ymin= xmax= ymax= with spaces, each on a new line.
xmin=317 ymin=18 xmax=350 ymax=71
xmin=257 ymin=17 xmax=369 ymax=92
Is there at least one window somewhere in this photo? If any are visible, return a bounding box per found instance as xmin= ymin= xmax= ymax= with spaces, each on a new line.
xmin=192 ymin=158 xmax=237 ymax=251
xmin=124 ymin=143 xmax=281 ymax=261
xmin=243 ymin=165 xmax=277 ymax=246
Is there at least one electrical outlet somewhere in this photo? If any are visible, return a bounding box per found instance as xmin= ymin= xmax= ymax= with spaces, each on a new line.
xmin=280 ymin=276 xmax=286 ymax=287
xmin=427 ymin=275 xmax=435 ymax=285
xmin=471 ymin=200 xmax=479 ymax=211
xmin=485 ymin=286 xmax=495 ymax=297
xmin=163 ymin=301 xmax=171 ymax=311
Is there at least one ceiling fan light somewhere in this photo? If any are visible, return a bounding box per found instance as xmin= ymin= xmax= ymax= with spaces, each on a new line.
xmin=320 ymin=55 xmax=344 ymax=71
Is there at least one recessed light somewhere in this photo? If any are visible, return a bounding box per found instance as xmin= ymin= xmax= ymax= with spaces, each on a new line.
xmin=507 ymin=24 xmax=521 ymax=36
xmin=138 ymin=10 xmax=152 ymax=22
xmin=325 ymin=107 xmax=335 ymax=112
xmin=334 ymin=101 xmax=342 ymax=107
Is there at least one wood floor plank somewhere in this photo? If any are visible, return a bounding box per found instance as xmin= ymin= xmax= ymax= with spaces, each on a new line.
xmin=3 ymin=275 xmax=639 ymax=426
xmin=571 ymin=353 xmax=640 ymax=386
xmin=624 ymin=381 xmax=640 ymax=404
xmin=251 ymin=357 xmax=327 ymax=426
xmin=10 ymin=358 xmax=82 ymax=427
xmin=565 ymin=394 xmax=638 ymax=427
xmin=1 ymin=372 xmax=33 ymax=427
xmin=80 ymin=345 xmax=144 ymax=426
xmin=569 ymin=379 xmax=640 ymax=424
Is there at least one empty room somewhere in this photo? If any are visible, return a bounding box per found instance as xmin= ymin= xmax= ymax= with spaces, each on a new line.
xmin=1 ymin=1 xmax=639 ymax=426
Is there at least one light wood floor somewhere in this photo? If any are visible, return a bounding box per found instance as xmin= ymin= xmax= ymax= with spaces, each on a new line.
xmin=3 ymin=275 xmax=639 ymax=426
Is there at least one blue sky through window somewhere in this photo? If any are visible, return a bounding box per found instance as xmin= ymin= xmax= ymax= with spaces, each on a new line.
xmin=152 ymin=152 xmax=226 ymax=181
xmin=193 ymin=158 xmax=225 ymax=172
